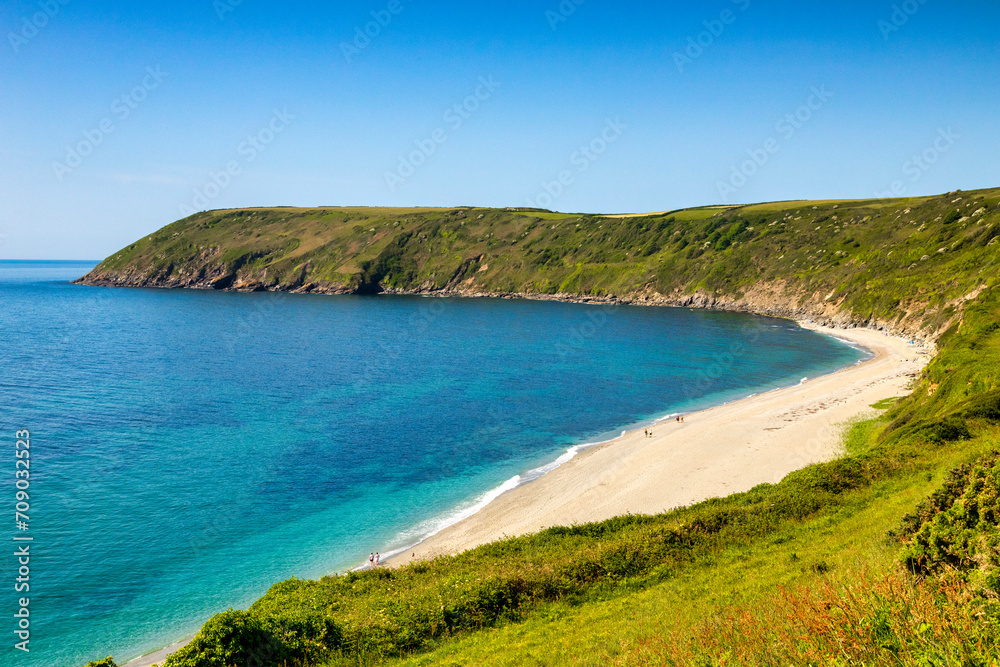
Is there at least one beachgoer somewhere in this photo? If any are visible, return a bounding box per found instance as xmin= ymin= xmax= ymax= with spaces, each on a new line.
xmin=644 ymin=428 xmax=648 ymax=437
xmin=375 ymin=552 xmax=380 ymax=567
xmin=369 ymin=553 xmax=374 ymax=568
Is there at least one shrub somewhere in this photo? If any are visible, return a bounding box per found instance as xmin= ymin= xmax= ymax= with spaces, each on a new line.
xmin=912 ymin=416 xmax=972 ymax=444
xmin=162 ymin=609 xmax=330 ymax=667
xmin=899 ymin=453 xmax=1000 ymax=593
xmin=962 ymin=390 xmax=1000 ymax=422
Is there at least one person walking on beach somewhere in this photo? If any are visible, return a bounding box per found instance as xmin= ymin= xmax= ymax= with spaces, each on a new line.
xmin=644 ymin=428 xmax=648 ymax=438
xmin=375 ymin=552 xmax=381 ymax=567
xmin=369 ymin=553 xmax=375 ymax=568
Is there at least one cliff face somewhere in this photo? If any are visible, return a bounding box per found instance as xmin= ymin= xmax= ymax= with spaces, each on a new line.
xmin=382 ymin=280 xmax=937 ymax=342
xmin=78 ymin=262 xmax=356 ymax=294
xmin=77 ymin=189 xmax=1000 ymax=340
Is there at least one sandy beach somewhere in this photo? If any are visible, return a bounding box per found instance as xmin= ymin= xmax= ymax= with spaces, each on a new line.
xmin=121 ymin=638 xmax=194 ymax=667
xmin=394 ymin=323 xmax=932 ymax=563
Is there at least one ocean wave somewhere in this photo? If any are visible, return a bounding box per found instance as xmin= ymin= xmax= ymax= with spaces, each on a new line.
xmin=372 ymin=434 xmax=632 ymax=567
xmin=358 ymin=475 xmax=522 ymax=569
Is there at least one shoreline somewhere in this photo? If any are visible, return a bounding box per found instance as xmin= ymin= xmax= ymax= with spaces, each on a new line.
xmin=72 ymin=278 xmax=937 ymax=348
xmin=387 ymin=322 xmax=930 ymax=565
xmin=120 ymin=637 xmax=195 ymax=667
xmin=115 ymin=320 xmax=931 ymax=666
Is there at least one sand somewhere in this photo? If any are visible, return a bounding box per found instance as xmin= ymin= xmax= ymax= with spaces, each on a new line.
xmin=120 ymin=637 xmax=194 ymax=667
xmin=393 ymin=323 xmax=931 ymax=563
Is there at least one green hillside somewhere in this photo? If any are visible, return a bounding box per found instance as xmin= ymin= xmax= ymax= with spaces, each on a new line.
xmin=80 ymin=189 xmax=1000 ymax=667
xmin=80 ymin=188 xmax=1000 ymax=337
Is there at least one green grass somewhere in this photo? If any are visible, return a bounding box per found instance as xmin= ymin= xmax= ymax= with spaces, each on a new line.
xmin=385 ymin=451 xmax=972 ymax=667
xmin=514 ymin=211 xmax=581 ymax=221
xmin=80 ymin=187 xmax=1000 ymax=337
xmin=871 ymin=397 xmax=905 ymax=410
xmin=841 ymin=415 xmax=885 ymax=457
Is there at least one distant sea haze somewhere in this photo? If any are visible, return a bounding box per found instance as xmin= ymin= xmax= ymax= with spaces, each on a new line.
xmin=0 ymin=261 xmax=865 ymax=667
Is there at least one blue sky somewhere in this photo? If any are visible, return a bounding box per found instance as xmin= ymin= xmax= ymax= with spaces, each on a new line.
xmin=1 ymin=0 xmax=998 ymax=259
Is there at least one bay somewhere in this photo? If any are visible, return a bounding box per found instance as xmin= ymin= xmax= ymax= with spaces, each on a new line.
xmin=0 ymin=261 xmax=865 ymax=666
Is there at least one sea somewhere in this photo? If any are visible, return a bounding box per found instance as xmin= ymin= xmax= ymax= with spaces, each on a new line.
xmin=0 ymin=260 xmax=867 ymax=666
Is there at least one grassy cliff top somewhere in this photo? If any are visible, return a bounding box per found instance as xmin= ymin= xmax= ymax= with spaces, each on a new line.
xmin=81 ymin=187 xmax=1000 ymax=336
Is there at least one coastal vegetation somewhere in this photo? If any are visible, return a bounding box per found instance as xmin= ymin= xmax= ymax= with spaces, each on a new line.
xmin=79 ymin=189 xmax=1000 ymax=666
xmin=79 ymin=188 xmax=1000 ymax=337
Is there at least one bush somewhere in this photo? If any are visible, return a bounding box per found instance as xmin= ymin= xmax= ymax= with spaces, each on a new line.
xmin=962 ymin=390 xmax=1000 ymax=422
xmin=161 ymin=609 xmax=335 ymax=667
xmin=899 ymin=453 xmax=1000 ymax=592
xmin=82 ymin=659 xmax=117 ymax=667
xmin=912 ymin=416 xmax=972 ymax=444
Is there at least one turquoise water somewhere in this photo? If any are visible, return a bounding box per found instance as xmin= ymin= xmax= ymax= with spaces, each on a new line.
xmin=0 ymin=261 xmax=866 ymax=666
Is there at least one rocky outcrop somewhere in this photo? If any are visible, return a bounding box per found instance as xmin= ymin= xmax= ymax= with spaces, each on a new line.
xmin=75 ymin=265 xmax=355 ymax=295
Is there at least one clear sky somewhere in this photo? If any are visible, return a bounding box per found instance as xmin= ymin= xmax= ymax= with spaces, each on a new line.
xmin=2 ymin=0 xmax=998 ymax=259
